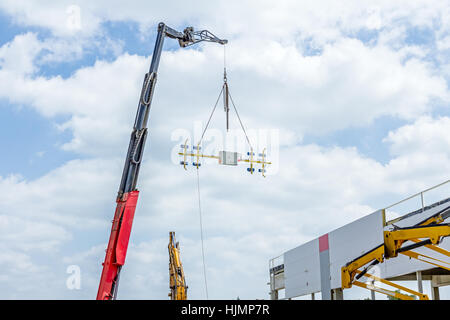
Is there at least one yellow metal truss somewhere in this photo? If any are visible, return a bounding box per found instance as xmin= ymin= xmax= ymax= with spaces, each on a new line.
xmin=341 ymin=210 xmax=450 ymax=300
xmin=168 ymin=231 xmax=188 ymax=300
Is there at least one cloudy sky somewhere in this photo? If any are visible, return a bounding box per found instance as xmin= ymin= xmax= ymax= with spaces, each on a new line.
xmin=0 ymin=1 xmax=449 ymax=300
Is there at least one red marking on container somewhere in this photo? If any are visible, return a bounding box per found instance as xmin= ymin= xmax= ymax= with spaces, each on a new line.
xmin=319 ymin=234 xmax=329 ymax=252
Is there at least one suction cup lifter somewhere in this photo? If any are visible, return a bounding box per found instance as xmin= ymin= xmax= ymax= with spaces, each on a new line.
xmin=178 ymin=140 xmax=271 ymax=177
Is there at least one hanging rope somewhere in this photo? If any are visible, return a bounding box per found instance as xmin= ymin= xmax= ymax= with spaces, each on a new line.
xmin=228 ymin=91 xmax=253 ymax=150
xmin=191 ymin=44 xmax=255 ymax=300
xmin=223 ymin=44 xmax=226 ymax=72
xmin=197 ymin=86 xmax=224 ymax=146
xmin=193 ymin=54 xmax=227 ymax=300
xmin=223 ymin=43 xmax=253 ymax=150
xmin=196 ymin=168 xmax=209 ymax=299
xmin=198 ymin=43 xmax=252 ymax=150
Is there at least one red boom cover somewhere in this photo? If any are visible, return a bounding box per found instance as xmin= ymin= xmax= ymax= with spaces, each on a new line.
xmin=96 ymin=190 xmax=139 ymax=300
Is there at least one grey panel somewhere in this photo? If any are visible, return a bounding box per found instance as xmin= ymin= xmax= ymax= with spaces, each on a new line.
xmin=319 ymin=249 xmax=331 ymax=300
xmin=219 ymin=151 xmax=238 ymax=165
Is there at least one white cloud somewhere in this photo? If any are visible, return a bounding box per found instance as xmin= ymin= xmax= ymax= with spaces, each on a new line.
xmin=0 ymin=1 xmax=447 ymax=40
xmin=0 ymin=117 xmax=449 ymax=298
xmin=0 ymin=1 xmax=101 ymax=37
xmin=0 ymin=215 xmax=71 ymax=252
xmin=0 ymin=1 xmax=450 ymax=300
xmin=0 ymin=158 xmax=123 ymax=229
xmin=0 ymin=31 xmax=447 ymax=161
xmin=0 ymin=32 xmax=42 ymax=75
xmin=384 ymin=116 xmax=450 ymax=157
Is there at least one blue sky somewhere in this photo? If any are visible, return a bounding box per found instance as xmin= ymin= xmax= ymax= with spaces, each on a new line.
xmin=0 ymin=1 xmax=449 ymax=300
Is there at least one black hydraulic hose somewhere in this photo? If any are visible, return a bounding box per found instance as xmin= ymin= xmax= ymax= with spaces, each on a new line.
xmin=355 ymin=259 xmax=380 ymax=280
xmin=397 ymin=239 xmax=433 ymax=253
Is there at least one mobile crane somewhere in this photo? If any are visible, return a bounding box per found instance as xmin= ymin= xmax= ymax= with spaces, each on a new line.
xmin=341 ymin=207 xmax=450 ymax=300
xmin=96 ymin=22 xmax=227 ymax=300
xmin=168 ymin=232 xmax=188 ymax=300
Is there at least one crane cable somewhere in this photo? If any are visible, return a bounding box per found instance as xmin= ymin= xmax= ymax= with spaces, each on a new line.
xmin=224 ymin=44 xmax=253 ymax=150
xmin=191 ymin=45 xmax=229 ymax=302
xmin=196 ymin=168 xmax=209 ymax=299
xmin=228 ymin=91 xmax=253 ymax=151
xmin=198 ymin=44 xmax=253 ymax=150
xmin=194 ymin=44 xmax=255 ymax=300
xmin=197 ymin=86 xmax=224 ymax=146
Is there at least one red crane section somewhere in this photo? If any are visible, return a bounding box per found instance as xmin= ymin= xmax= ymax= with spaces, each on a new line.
xmin=97 ymin=191 xmax=139 ymax=300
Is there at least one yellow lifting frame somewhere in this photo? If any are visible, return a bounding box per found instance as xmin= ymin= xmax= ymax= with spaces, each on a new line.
xmin=238 ymin=148 xmax=272 ymax=177
xmin=342 ymin=221 xmax=450 ymax=300
xmin=395 ymin=212 xmax=450 ymax=271
xmin=409 ymin=238 xmax=450 ymax=257
xmin=181 ymin=138 xmax=188 ymax=170
xmin=384 ymin=224 xmax=450 ymax=258
xmin=353 ymin=269 xmax=428 ymax=300
xmin=179 ymin=138 xmax=220 ymax=170
xmin=341 ymin=245 xmax=385 ymax=289
xmin=178 ymin=142 xmax=271 ymax=175
xmin=400 ymin=249 xmax=450 ymax=271
xmin=239 ymin=158 xmax=273 ymax=165
xmin=178 ymin=142 xmax=220 ymax=170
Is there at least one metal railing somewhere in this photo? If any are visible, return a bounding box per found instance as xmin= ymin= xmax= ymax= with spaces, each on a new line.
xmin=384 ymin=179 xmax=450 ymax=226
xmin=269 ymin=254 xmax=284 ymax=274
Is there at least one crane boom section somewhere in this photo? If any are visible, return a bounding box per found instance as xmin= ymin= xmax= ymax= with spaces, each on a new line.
xmin=168 ymin=232 xmax=188 ymax=300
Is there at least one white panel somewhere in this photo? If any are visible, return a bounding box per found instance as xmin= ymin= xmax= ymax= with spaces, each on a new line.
xmin=328 ymin=210 xmax=385 ymax=289
xmin=284 ymin=238 xmax=320 ymax=298
xmin=279 ymin=197 xmax=449 ymax=297
xmin=273 ymin=273 xmax=284 ymax=290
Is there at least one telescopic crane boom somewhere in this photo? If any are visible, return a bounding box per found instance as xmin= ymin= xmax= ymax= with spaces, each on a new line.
xmin=96 ymin=22 xmax=227 ymax=300
xmin=168 ymin=232 xmax=187 ymax=300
